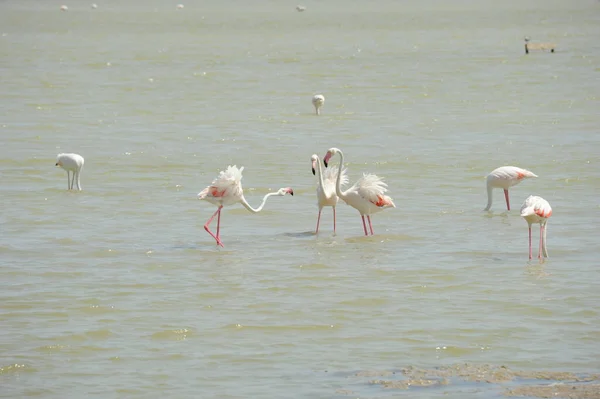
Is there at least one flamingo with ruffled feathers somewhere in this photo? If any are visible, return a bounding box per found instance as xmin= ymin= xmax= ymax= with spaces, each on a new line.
xmin=311 ymin=154 xmax=348 ymax=234
xmin=323 ymin=148 xmax=395 ymax=236
xmin=198 ymin=165 xmax=294 ymax=247
xmin=485 ymin=166 xmax=538 ymax=211
xmin=520 ymin=195 xmax=552 ymax=260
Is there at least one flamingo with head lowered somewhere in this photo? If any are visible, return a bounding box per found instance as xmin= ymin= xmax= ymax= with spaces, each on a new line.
xmin=198 ymin=165 xmax=294 ymax=247
xmin=520 ymin=195 xmax=552 ymax=260
xmin=323 ymin=148 xmax=395 ymax=236
xmin=55 ymin=153 xmax=84 ymax=190
xmin=485 ymin=166 xmax=538 ymax=211
xmin=311 ymin=154 xmax=348 ymax=234
xmin=312 ymin=94 xmax=325 ymax=115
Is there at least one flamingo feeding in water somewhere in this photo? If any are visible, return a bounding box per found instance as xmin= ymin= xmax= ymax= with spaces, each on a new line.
xmin=55 ymin=153 xmax=84 ymax=190
xmin=311 ymin=154 xmax=348 ymax=234
xmin=485 ymin=166 xmax=538 ymax=211
xmin=312 ymin=94 xmax=325 ymax=115
xmin=323 ymin=148 xmax=395 ymax=236
xmin=198 ymin=165 xmax=294 ymax=247
xmin=520 ymin=195 xmax=552 ymax=260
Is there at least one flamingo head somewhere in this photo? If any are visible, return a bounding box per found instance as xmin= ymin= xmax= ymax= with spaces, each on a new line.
xmin=323 ymin=147 xmax=339 ymax=168
xmin=311 ymin=154 xmax=318 ymax=175
xmin=277 ymin=187 xmax=294 ymax=196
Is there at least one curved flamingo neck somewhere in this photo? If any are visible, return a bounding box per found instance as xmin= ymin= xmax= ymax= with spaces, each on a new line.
xmin=484 ymin=182 xmax=493 ymax=211
xmin=240 ymin=192 xmax=279 ymax=213
xmin=334 ymin=151 xmax=348 ymax=200
xmin=315 ymin=157 xmax=326 ymax=193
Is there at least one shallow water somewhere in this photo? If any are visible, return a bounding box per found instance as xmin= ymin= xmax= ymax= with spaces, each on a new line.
xmin=1 ymin=0 xmax=600 ymax=398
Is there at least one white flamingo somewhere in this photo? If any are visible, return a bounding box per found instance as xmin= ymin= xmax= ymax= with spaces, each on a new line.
xmin=312 ymin=94 xmax=325 ymax=115
xmin=520 ymin=195 xmax=552 ymax=260
xmin=485 ymin=166 xmax=538 ymax=211
xmin=198 ymin=165 xmax=294 ymax=247
xmin=311 ymin=154 xmax=348 ymax=234
xmin=323 ymin=148 xmax=395 ymax=236
xmin=55 ymin=153 xmax=84 ymax=190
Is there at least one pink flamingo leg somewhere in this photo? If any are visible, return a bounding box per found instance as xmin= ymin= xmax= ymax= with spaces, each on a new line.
xmin=332 ymin=207 xmax=336 ymax=234
xmin=204 ymin=206 xmax=224 ymax=247
xmin=361 ymin=215 xmax=368 ymax=236
xmin=315 ymin=209 xmax=322 ymax=234
xmin=367 ymin=215 xmax=374 ymax=235
xmin=528 ymin=225 xmax=532 ymax=260
xmin=538 ymin=224 xmax=543 ymax=259
xmin=504 ymin=189 xmax=510 ymax=211
xmin=216 ymin=207 xmax=222 ymax=241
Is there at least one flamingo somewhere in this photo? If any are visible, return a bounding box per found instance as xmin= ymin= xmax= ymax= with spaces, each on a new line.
xmin=520 ymin=195 xmax=552 ymax=260
xmin=323 ymin=148 xmax=395 ymax=236
xmin=198 ymin=165 xmax=294 ymax=247
xmin=311 ymin=154 xmax=348 ymax=234
xmin=485 ymin=166 xmax=538 ymax=211
xmin=312 ymin=94 xmax=325 ymax=115
xmin=55 ymin=153 xmax=84 ymax=190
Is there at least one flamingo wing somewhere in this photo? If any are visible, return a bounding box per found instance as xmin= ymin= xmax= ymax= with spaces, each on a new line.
xmin=520 ymin=195 xmax=552 ymax=218
xmin=355 ymin=173 xmax=394 ymax=207
xmin=199 ymin=165 xmax=244 ymax=200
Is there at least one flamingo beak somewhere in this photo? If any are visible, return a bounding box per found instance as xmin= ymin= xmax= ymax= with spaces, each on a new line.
xmin=323 ymin=152 xmax=331 ymax=168
xmin=311 ymin=160 xmax=316 ymax=175
xmin=287 ymin=188 xmax=294 ymax=196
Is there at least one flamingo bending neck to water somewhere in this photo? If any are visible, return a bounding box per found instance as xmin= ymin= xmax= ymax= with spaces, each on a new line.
xmin=312 ymin=94 xmax=325 ymax=115
xmin=520 ymin=195 xmax=552 ymax=260
xmin=198 ymin=165 xmax=294 ymax=247
xmin=55 ymin=153 xmax=84 ymax=190
xmin=485 ymin=166 xmax=537 ymax=211
xmin=311 ymin=154 xmax=347 ymax=234
xmin=323 ymin=148 xmax=395 ymax=236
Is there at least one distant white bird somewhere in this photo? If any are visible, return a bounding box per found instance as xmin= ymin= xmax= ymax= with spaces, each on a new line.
xmin=485 ymin=166 xmax=538 ymax=211
xmin=296 ymin=5 xmax=306 ymax=12
xmin=198 ymin=165 xmax=294 ymax=247
xmin=520 ymin=195 xmax=552 ymax=260
xmin=323 ymin=148 xmax=395 ymax=236
xmin=60 ymin=5 xmax=68 ymax=11
xmin=91 ymin=3 xmax=98 ymax=9
xmin=312 ymin=94 xmax=325 ymax=115
xmin=55 ymin=153 xmax=84 ymax=190
xmin=176 ymin=4 xmax=184 ymax=9
xmin=311 ymin=154 xmax=348 ymax=234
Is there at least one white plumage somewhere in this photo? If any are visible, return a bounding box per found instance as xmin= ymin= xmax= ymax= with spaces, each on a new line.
xmin=312 ymin=94 xmax=325 ymax=115
xmin=520 ymin=195 xmax=552 ymax=260
xmin=323 ymin=148 xmax=395 ymax=235
xmin=485 ymin=166 xmax=537 ymax=211
xmin=311 ymin=154 xmax=348 ymax=233
xmin=55 ymin=153 xmax=84 ymax=190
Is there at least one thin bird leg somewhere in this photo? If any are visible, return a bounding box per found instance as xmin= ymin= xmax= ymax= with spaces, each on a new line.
xmin=367 ymin=215 xmax=374 ymax=235
xmin=504 ymin=189 xmax=510 ymax=211
xmin=204 ymin=206 xmax=224 ymax=247
xmin=216 ymin=207 xmax=222 ymax=241
xmin=361 ymin=215 xmax=368 ymax=236
xmin=66 ymin=171 xmax=71 ymax=189
xmin=538 ymin=224 xmax=543 ymax=259
xmin=528 ymin=225 xmax=532 ymax=260
xmin=71 ymin=172 xmax=75 ymax=190
xmin=315 ymin=208 xmax=322 ymax=234
xmin=332 ymin=207 xmax=336 ymax=234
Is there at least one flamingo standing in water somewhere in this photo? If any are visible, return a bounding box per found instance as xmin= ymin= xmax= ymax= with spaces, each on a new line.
xmin=520 ymin=195 xmax=552 ymax=260
xmin=323 ymin=148 xmax=395 ymax=236
xmin=311 ymin=154 xmax=348 ymax=234
xmin=198 ymin=165 xmax=294 ymax=247
xmin=312 ymin=94 xmax=325 ymax=115
xmin=55 ymin=153 xmax=84 ymax=190
xmin=485 ymin=166 xmax=538 ymax=211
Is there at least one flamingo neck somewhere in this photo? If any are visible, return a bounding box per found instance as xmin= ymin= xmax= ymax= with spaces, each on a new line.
xmin=334 ymin=151 xmax=347 ymax=200
xmin=484 ymin=183 xmax=493 ymax=211
xmin=315 ymin=157 xmax=326 ymax=192
xmin=240 ymin=192 xmax=279 ymax=213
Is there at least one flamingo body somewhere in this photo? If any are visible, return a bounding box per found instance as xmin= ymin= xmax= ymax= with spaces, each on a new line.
xmin=520 ymin=195 xmax=552 ymax=259
xmin=485 ymin=166 xmax=537 ymax=211
xmin=311 ymin=154 xmax=348 ymax=234
xmin=323 ymin=148 xmax=395 ymax=236
xmin=55 ymin=153 xmax=84 ymax=190
xmin=312 ymin=94 xmax=325 ymax=115
xmin=198 ymin=165 xmax=293 ymax=247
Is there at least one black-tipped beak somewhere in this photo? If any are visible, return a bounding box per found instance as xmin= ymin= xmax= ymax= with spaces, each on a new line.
xmin=312 ymin=167 xmax=316 ymax=175
xmin=289 ymin=189 xmax=294 ymax=196
xmin=323 ymin=159 xmax=328 ymax=168
xmin=55 ymin=163 xmax=59 ymax=166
